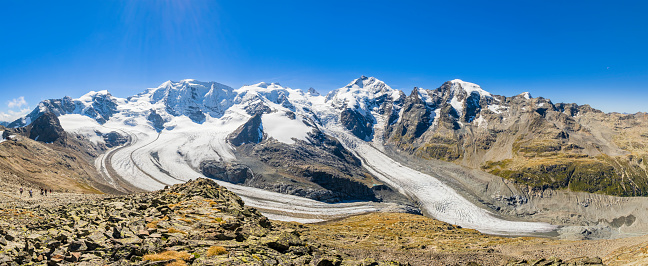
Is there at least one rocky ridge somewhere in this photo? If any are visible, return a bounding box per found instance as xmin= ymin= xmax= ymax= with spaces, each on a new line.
xmin=382 ymin=81 xmax=648 ymax=197
xmin=0 ymin=178 xmax=395 ymax=265
xmin=0 ymin=178 xmax=620 ymax=266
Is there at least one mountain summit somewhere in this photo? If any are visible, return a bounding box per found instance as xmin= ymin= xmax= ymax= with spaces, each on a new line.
xmin=5 ymin=76 xmax=648 ymax=239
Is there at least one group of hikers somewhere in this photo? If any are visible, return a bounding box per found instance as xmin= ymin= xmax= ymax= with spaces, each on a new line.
xmin=18 ymin=187 xmax=53 ymax=198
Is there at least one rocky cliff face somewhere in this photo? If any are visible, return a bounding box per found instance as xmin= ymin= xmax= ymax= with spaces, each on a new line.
xmin=26 ymin=112 xmax=67 ymax=144
xmin=201 ymin=161 xmax=254 ymax=184
xmin=383 ymin=80 xmax=648 ymax=196
xmin=146 ymin=109 xmax=165 ymax=132
xmin=3 ymin=112 xmax=67 ymax=144
xmin=216 ymin=128 xmax=415 ymax=204
xmin=227 ymin=113 xmax=264 ymax=146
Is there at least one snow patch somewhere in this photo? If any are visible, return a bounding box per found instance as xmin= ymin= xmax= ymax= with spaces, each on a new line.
xmin=475 ymin=115 xmax=487 ymax=128
xmin=59 ymin=114 xmax=109 ymax=145
xmin=450 ymin=79 xmax=492 ymax=97
xmin=262 ymin=112 xmax=312 ymax=144
xmin=487 ymin=104 xmax=508 ymax=114
xmin=432 ymin=108 xmax=442 ymax=127
xmin=417 ymin=88 xmax=435 ymax=106
xmin=450 ymin=96 xmax=464 ymax=115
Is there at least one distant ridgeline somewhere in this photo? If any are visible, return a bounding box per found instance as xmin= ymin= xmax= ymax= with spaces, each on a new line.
xmin=6 ymin=76 xmax=648 ymax=197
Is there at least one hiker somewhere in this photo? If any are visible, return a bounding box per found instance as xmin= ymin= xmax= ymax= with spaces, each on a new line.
xmin=49 ymin=189 xmax=52 ymax=194
xmin=44 ymin=189 xmax=47 ymax=197
xmin=19 ymin=187 xmax=23 ymax=196
xmin=29 ymin=189 xmax=32 ymax=198
xmin=40 ymin=188 xmax=43 ymax=196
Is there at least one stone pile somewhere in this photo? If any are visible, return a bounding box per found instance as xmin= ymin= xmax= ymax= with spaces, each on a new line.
xmin=0 ymin=178 xmax=350 ymax=265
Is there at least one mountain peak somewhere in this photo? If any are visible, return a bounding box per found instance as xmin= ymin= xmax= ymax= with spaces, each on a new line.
xmin=77 ymin=90 xmax=115 ymax=104
xmin=307 ymin=87 xmax=320 ymax=96
xmin=327 ymin=76 xmax=400 ymax=112
xmin=519 ymin=92 xmax=532 ymax=99
xmin=248 ymin=82 xmax=284 ymax=89
xmin=344 ymin=76 xmax=388 ymax=91
xmin=448 ymin=79 xmax=492 ymax=98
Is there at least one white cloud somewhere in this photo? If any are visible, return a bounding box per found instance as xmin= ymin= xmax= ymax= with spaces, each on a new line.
xmin=7 ymin=96 xmax=27 ymax=109
xmin=1 ymin=96 xmax=31 ymax=123
xmin=0 ymin=108 xmax=31 ymax=123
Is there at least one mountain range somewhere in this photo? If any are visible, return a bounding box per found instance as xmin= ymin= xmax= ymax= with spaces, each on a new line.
xmin=2 ymin=76 xmax=648 ymax=239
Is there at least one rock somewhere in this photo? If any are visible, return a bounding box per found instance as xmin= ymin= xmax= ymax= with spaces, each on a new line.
xmin=340 ymin=108 xmax=373 ymax=141
xmin=50 ymin=254 xmax=65 ymax=263
xmin=200 ymin=161 xmax=253 ymax=184
xmin=26 ymin=112 xmax=67 ymax=144
xmin=264 ymin=231 xmax=304 ymax=253
xmin=0 ymin=178 xmax=399 ymax=265
xmin=103 ymin=131 xmax=128 ymax=148
xmin=147 ymin=109 xmax=165 ymax=131
xmin=138 ymin=229 xmax=150 ymax=237
xmin=69 ymin=240 xmax=87 ymax=251
xmin=227 ymin=113 xmax=264 ymax=146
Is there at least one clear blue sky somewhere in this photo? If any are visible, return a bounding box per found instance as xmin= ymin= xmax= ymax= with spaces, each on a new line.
xmin=1 ymin=1 xmax=646 ymax=121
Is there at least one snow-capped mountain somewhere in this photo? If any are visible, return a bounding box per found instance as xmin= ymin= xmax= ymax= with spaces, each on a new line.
xmin=9 ymin=76 xmax=648 ymax=238
xmin=148 ymin=79 xmax=236 ymax=123
xmin=8 ymin=90 xmax=121 ymax=128
xmin=324 ymin=76 xmax=404 ymax=141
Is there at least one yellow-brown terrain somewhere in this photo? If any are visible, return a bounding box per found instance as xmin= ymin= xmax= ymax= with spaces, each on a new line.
xmin=292 ymin=212 xmax=648 ymax=265
xmin=0 ymin=129 xmax=113 ymax=194
xmin=4 ymin=179 xmax=647 ymax=265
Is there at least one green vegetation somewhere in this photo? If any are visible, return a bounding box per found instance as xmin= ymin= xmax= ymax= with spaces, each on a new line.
xmin=483 ymin=155 xmax=648 ymax=197
xmin=416 ymin=143 xmax=462 ymax=161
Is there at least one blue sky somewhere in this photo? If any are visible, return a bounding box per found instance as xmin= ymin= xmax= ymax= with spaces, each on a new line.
xmin=0 ymin=1 xmax=646 ymax=121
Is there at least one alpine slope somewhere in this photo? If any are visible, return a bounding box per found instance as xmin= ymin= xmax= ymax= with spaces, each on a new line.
xmin=10 ymin=76 xmax=557 ymax=235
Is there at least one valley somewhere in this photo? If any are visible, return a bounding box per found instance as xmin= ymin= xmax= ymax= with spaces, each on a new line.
xmin=2 ymin=77 xmax=648 ymax=242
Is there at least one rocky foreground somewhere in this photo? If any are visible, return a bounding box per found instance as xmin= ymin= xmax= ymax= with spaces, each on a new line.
xmin=0 ymin=178 xmax=635 ymax=265
xmin=0 ymin=179 xmax=374 ymax=265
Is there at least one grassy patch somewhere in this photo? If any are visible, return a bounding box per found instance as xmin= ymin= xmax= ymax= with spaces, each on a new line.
xmin=143 ymin=250 xmax=192 ymax=265
xmin=206 ymin=246 xmax=228 ymax=256
xmin=168 ymin=227 xmax=187 ymax=234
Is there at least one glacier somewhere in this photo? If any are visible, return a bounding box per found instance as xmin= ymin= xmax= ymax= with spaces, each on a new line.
xmin=24 ymin=77 xmax=556 ymax=236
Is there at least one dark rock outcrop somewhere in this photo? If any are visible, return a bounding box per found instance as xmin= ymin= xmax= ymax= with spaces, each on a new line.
xmin=102 ymin=131 xmax=129 ymax=148
xmin=147 ymin=109 xmax=165 ymax=131
xmin=201 ymin=160 xmax=254 ymax=184
xmin=245 ymin=130 xmax=380 ymax=203
xmin=340 ymin=109 xmax=373 ymax=141
xmin=307 ymin=87 xmax=320 ymax=96
xmin=386 ymin=87 xmax=433 ymax=142
xmin=26 ymin=112 xmax=66 ymax=143
xmin=228 ymin=113 xmax=264 ymax=146
xmin=243 ymin=101 xmax=272 ymax=116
